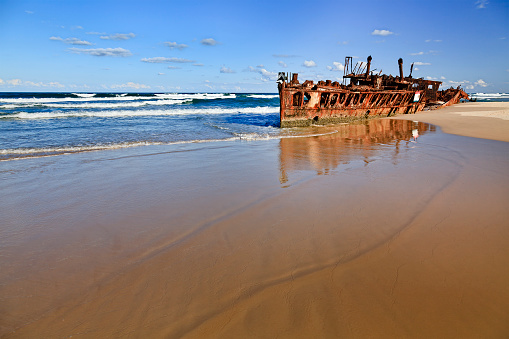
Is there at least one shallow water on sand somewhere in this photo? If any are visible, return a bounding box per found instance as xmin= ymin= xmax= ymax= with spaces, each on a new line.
xmin=1 ymin=119 xmax=508 ymax=338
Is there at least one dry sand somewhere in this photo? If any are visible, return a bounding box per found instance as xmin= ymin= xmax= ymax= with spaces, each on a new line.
xmin=1 ymin=103 xmax=509 ymax=338
xmin=390 ymin=101 xmax=509 ymax=142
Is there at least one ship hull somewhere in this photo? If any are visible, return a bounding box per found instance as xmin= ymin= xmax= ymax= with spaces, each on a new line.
xmin=279 ymin=87 xmax=425 ymax=128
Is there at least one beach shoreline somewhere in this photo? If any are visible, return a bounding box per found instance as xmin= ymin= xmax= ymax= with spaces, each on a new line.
xmin=388 ymin=101 xmax=509 ymax=142
xmin=1 ymin=103 xmax=509 ymax=338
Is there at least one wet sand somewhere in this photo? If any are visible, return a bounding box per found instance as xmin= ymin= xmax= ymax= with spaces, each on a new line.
xmin=1 ymin=104 xmax=509 ymax=338
xmin=390 ymin=101 xmax=509 ymax=142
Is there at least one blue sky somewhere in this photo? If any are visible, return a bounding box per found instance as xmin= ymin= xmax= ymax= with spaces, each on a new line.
xmin=0 ymin=0 xmax=507 ymax=93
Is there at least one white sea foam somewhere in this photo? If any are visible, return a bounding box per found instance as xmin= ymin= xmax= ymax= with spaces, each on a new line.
xmin=470 ymin=93 xmax=509 ymax=99
xmin=233 ymin=132 xmax=271 ymax=140
xmin=0 ymin=137 xmax=240 ymax=161
xmin=246 ymin=94 xmax=279 ymax=99
xmin=72 ymin=93 xmax=96 ymax=98
xmin=2 ymin=106 xmax=279 ymax=120
xmin=154 ymin=93 xmax=236 ymax=100
xmin=7 ymin=99 xmax=190 ymax=109
xmin=0 ymin=142 xmax=157 ymax=155
xmin=0 ymin=96 xmax=153 ymax=104
xmin=0 ymin=97 xmax=190 ymax=109
xmin=0 ymin=93 xmax=236 ymax=108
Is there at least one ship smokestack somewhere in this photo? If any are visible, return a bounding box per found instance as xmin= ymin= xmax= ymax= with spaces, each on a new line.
xmin=398 ymin=58 xmax=404 ymax=80
xmin=365 ymin=55 xmax=372 ymax=77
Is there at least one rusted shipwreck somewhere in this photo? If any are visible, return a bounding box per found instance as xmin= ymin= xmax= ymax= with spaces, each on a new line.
xmin=277 ymin=56 xmax=469 ymax=127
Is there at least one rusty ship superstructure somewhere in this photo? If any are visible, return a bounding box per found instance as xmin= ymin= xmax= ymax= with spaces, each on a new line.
xmin=277 ymin=56 xmax=469 ymax=127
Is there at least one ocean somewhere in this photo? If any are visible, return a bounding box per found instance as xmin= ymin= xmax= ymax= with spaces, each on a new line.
xmin=0 ymin=91 xmax=507 ymax=161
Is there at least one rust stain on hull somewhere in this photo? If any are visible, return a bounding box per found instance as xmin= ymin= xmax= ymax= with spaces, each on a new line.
xmin=278 ymin=56 xmax=470 ymax=127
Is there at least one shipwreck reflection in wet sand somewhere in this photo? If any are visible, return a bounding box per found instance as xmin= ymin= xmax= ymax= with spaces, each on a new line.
xmin=278 ymin=119 xmax=436 ymax=185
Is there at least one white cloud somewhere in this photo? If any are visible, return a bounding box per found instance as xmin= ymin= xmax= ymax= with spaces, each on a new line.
xmin=111 ymin=82 xmax=150 ymax=90
xmin=66 ymin=38 xmax=91 ymax=45
xmin=24 ymin=81 xmax=40 ymax=87
xmin=440 ymin=76 xmax=446 ymax=80
xmin=257 ymin=64 xmax=264 ymax=68
xmin=69 ymin=47 xmax=132 ymax=57
xmin=49 ymin=82 xmax=64 ymax=87
xmin=278 ymin=61 xmax=287 ymax=68
xmin=303 ymin=60 xmax=316 ymax=67
xmin=448 ymin=80 xmax=472 ymax=88
xmin=24 ymin=81 xmax=65 ymax=88
xmin=167 ymin=66 xmax=181 ymax=69
xmin=425 ymin=39 xmax=442 ymax=43
xmin=475 ymin=79 xmax=488 ymax=87
xmin=193 ymin=63 xmax=204 ymax=66
xmin=410 ymin=51 xmax=424 ymax=56
xmin=247 ymin=66 xmax=277 ymax=81
xmin=0 ymin=78 xmax=64 ymax=88
xmin=25 ymin=10 xmax=34 ymax=14
xmin=164 ymin=41 xmax=188 ymax=50
xmin=259 ymin=68 xmax=276 ymax=79
xmin=326 ymin=62 xmax=344 ymax=71
xmin=476 ymin=0 xmax=488 ymax=8
xmin=414 ymin=62 xmax=431 ymax=66
xmin=220 ymin=66 xmax=236 ymax=73
xmin=201 ymin=38 xmax=219 ymax=46
xmin=158 ymin=73 xmax=165 ymax=75
xmin=371 ymin=29 xmax=394 ymax=36
xmin=50 ymin=36 xmax=93 ymax=45
xmin=7 ymin=79 xmax=22 ymax=86
xmin=100 ymin=33 xmax=135 ymax=40
xmin=141 ymin=57 xmax=195 ymax=63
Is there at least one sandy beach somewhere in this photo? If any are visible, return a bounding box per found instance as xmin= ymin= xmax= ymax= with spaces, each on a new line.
xmin=390 ymin=101 xmax=509 ymax=142
xmin=1 ymin=102 xmax=509 ymax=338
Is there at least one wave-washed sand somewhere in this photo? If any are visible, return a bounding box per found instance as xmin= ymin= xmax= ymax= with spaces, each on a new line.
xmin=1 ymin=102 xmax=508 ymax=338
xmin=391 ymin=101 xmax=509 ymax=142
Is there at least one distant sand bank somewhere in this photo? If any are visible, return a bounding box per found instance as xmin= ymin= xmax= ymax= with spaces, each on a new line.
xmin=390 ymin=101 xmax=509 ymax=142
xmin=1 ymin=110 xmax=508 ymax=338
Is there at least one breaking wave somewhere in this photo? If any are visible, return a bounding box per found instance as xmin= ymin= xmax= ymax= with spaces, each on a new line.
xmin=470 ymin=93 xmax=509 ymax=100
xmin=72 ymin=93 xmax=96 ymax=98
xmin=0 ymin=99 xmax=191 ymax=110
xmin=0 ymin=92 xmax=283 ymax=162
xmin=246 ymin=94 xmax=279 ymax=99
xmin=0 ymin=93 xmax=238 ymax=109
xmin=1 ymin=106 xmax=279 ymax=120
xmin=154 ymin=93 xmax=236 ymax=100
